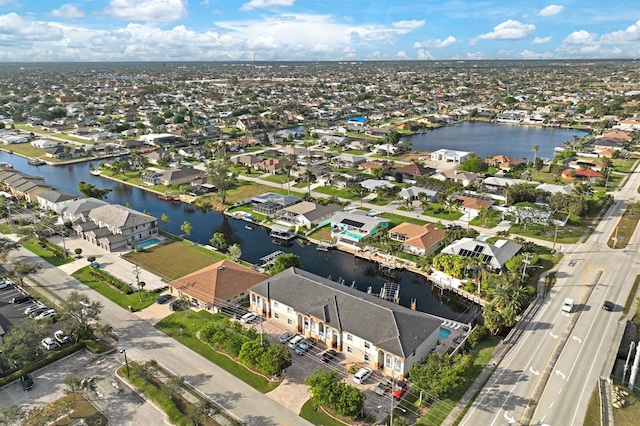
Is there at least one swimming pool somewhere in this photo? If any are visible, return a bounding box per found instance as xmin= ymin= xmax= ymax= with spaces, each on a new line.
xmin=135 ymin=238 xmax=160 ymax=249
xmin=439 ymin=327 xmax=451 ymax=339
xmin=342 ymin=230 xmax=365 ymax=240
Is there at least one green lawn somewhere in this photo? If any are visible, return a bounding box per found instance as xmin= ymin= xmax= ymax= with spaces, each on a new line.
xmin=368 ymin=195 xmax=397 ymax=206
xmin=299 ymin=401 xmax=348 ymax=426
xmin=262 ymin=173 xmax=296 ymax=184
xmin=418 ymin=337 xmax=499 ymax=425
xmin=123 ymin=240 xmax=226 ymax=280
xmin=469 ymin=209 xmax=503 ymax=229
xmin=0 ymin=142 xmax=48 ymax=158
xmin=379 ymin=212 xmax=428 ymax=227
xmin=71 ymin=266 xmax=158 ymax=311
xmin=314 ymin=185 xmax=360 ymax=200
xmin=155 ymin=311 xmax=279 ymax=393
xmin=225 ymin=205 xmax=269 ymax=222
xmin=421 ymin=203 xmax=464 ymax=221
xmin=21 ymin=236 xmax=75 ymax=266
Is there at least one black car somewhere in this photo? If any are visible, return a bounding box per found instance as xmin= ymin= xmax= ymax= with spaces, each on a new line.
xmin=169 ymin=300 xmax=184 ymax=311
xmin=320 ymin=349 xmax=337 ymax=363
xmin=156 ymin=294 xmax=172 ymax=304
xmin=603 ymin=301 xmax=614 ymax=311
xmin=21 ymin=373 xmax=34 ymax=391
xmin=11 ymin=294 xmax=34 ymax=304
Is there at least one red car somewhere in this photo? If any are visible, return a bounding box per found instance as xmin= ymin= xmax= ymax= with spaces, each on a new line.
xmin=391 ymin=381 xmax=408 ymax=400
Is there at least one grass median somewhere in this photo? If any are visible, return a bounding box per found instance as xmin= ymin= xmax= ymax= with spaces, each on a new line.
xmin=155 ymin=311 xmax=279 ymax=394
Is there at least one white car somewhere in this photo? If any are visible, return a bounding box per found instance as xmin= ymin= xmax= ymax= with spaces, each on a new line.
xmin=240 ymin=312 xmax=257 ymax=324
xmin=0 ymin=280 xmax=13 ymax=289
xmin=24 ymin=303 xmax=47 ymax=316
xmin=353 ymin=367 xmax=373 ymax=384
xmin=54 ymin=330 xmax=70 ymax=344
xmin=41 ymin=337 xmax=60 ymax=350
xmin=35 ymin=309 xmax=57 ymax=320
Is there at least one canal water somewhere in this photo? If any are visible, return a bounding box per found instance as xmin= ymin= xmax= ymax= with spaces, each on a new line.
xmin=404 ymin=121 xmax=586 ymax=160
xmin=2 ymin=123 xmax=578 ymax=321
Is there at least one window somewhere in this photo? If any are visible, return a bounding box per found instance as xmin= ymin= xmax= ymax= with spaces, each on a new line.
xmin=385 ymin=353 xmax=392 ymax=369
xmin=364 ymin=354 xmax=370 ymax=362
xmin=287 ymin=319 xmax=292 ymax=325
xmin=347 ymin=347 xmax=352 ymax=353
xmin=273 ymin=301 xmax=279 ymax=308
xmin=287 ymin=307 xmax=292 ymax=314
xmin=346 ymin=334 xmax=352 ymax=341
xmin=364 ymin=342 xmax=370 ymax=349
xmin=274 ymin=313 xmax=279 ymax=319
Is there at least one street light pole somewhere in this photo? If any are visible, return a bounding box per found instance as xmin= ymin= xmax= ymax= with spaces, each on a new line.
xmin=0 ymin=350 xmax=5 ymax=383
xmin=120 ymin=349 xmax=130 ymax=377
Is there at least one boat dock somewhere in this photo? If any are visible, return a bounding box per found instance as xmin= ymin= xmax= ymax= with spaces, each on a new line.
xmin=316 ymin=240 xmax=335 ymax=251
xmin=270 ymin=224 xmax=296 ymax=241
xmin=260 ymin=251 xmax=284 ymax=268
xmin=427 ymin=273 xmax=486 ymax=306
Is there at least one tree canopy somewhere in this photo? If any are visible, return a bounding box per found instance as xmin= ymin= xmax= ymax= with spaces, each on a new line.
xmin=305 ymin=370 xmax=365 ymax=417
xmin=269 ymin=253 xmax=302 ymax=276
xmin=77 ymin=181 xmax=112 ymax=200
xmin=206 ymin=149 xmax=237 ymax=205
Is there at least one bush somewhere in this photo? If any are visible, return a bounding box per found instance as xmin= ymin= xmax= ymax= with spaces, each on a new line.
xmin=87 ymin=256 xmax=96 ymax=262
xmin=89 ymin=269 xmax=133 ymax=294
xmin=466 ymin=325 xmax=490 ymax=349
xmin=348 ymin=364 xmax=358 ymax=374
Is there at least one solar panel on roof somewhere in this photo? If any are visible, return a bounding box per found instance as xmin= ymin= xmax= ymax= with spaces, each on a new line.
xmin=474 ymin=245 xmax=484 ymax=253
xmin=341 ymin=218 xmax=365 ymax=228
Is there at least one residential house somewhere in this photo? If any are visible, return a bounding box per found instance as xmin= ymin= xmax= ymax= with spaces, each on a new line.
xmin=59 ymin=197 xmax=109 ymax=223
xmin=389 ymin=223 xmax=445 ymax=256
xmin=432 ymin=169 xmax=478 ymax=187
xmin=249 ymin=267 xmax=451 ymax=378
xmin=394 ymin=163 xmax=436 ymax=181
xmin=72 ymin=203 xmax=159 ymax=252
xmin=30 ymin=139 xmax=59 ymax=149
xmin=36 ymin=189 xmax=79 ymax=213
xmin=274 ymin=202 xmax=343 ymax=228
xmin=366 ymin=127 xmax=391 ymax=138
xmin=169 ymin=260 xmax=267 ymax=312
xmin=331 ymin=154 xmax=367 ymax=168
xmin=397 ymin=186 xmax=440 ymax=201
xmin=440 ymin=238 xmax=522 ymax=271
xmin=0 ymin=170 xmax=52 ymax=203
xmin=359 ymin=161 xmax=392 ymax=175
xmin=535 ymin=183 xmax=573 ymax=195
xmin=46 ymin=146 xmax=86 ymax=159
xmin=567 ymin=158 xmax=605 ymax=172
xmin=430 ymin=149 xmax=470 ymax=164
xmin=485 ymin=155 xmax=523 ymax=172
xmin=255 ymin=158 xmax=295 ymax=175
xmin=359 ymin=179 xmax=395 ymax=193
xmin=453 ymin=194 xmax=494 ymax=215
xmin=326 ymin=210 xmax=390 ymax=247
xmin=139 ymin=133 xmax=177 ymax=146
xmin=561 ymin=168 xmax=604 ymax=181
xmin=157 ymin=168 xmax=204 ymax=186
xmin=481 ymin=176 xmax=528 ymax=195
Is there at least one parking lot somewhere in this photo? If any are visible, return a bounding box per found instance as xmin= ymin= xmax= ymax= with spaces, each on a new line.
xmin=0 ymin=278 xmax=40 ymax=335
xmin=248 ymin=317 xmax=409 ymax=423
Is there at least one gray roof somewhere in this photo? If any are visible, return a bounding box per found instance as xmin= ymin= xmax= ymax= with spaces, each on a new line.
xmin=441 ymin=237 xmax=522 ymax=269
xmin=329 ymin=210 xmax=390 ymax=233
xmin=88 ymin=204 xmax=156 ymax=229
xmin=37 ymin=189 xmax=78 ymax=203
xmin=482 ymin=176 xmax=528 ymax=187
xmin=61 ymin=198 xmax=109 ymax=217
xmin=250 ymin=268 xmax=443 ymax=358
xmin=302 ymin=203 xmax=343 ymax=222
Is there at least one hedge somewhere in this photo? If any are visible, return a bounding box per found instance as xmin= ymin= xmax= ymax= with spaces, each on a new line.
xmin=89 ymin=268 xmax=133 ymax=294
xmin=3 ymin=342 xmax=84 ymax=383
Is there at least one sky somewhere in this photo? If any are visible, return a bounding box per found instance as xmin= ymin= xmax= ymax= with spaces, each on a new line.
xmin=0 ymin=0 xmax=639 ymax=62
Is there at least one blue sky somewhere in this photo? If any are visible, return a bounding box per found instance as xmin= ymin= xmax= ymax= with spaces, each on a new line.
xmin=0 ymin=0 xmax=638 ymax=62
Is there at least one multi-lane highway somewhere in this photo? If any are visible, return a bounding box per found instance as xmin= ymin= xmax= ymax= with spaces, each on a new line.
xmin=462 ymin=164 xmax=640 ymax=426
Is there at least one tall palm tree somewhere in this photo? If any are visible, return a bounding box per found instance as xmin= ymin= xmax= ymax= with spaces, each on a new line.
xmin=532 ymin=145 xmax=539 ymax=171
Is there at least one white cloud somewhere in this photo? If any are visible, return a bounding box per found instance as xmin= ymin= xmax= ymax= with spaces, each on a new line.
xmin=49 ymin=4 xmax=85 ymax=19
xmin=0 ymin=13 xmax=64 ymax=45
xmin=396 ymin=50 xmax=410 ymax=59
xmin=103 ymin=0 xmax=187 ymax=23
xmin=477 ymin=20 xmax=535 ymax=40
xmin=241 ymin=0 xmax=295 ymax=11
xmin=416 ymin=49 xmax=434 ymax=60
xmin=600 ymin=20 xmax=640 ymax=44
xmin=392 ymin=20 xmax=425 ymax=30
xmin=532 ymin=36 xmax=551 ymax=44
xmin=563 ymin=30 xmax=596 ymax=44
xmin=539 ymin=5 xmax=564 ymax=17
xmin=413 ymin=36 xmax=457 ymax=48
xmin=466 ymin=51 xmax=485 ymax=59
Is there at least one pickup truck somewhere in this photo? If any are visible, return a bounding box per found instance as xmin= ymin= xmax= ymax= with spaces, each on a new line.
xmin=562 ymin=298 xmax=574 ymax=313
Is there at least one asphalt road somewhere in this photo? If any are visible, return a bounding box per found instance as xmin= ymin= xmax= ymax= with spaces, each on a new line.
xmin=461 ymin=163 xmax=640 ymax=426
xmin=7 ymin=246 xmax=312 ymax=426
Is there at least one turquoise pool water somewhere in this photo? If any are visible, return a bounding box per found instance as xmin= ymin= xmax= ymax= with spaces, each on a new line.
xmin=342 ymin=230 xmax=365 ymax=240
xmin=439 ymin=327 xmax=451 ymax=339
xmin=135 ymin=238 xmax=160 ymax=249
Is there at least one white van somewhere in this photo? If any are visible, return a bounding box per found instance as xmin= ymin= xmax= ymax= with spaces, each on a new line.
xmin=562 ymin=298 xmax=574 ymax=313
xmin=353 ymin=367 xmax=373 ymax=384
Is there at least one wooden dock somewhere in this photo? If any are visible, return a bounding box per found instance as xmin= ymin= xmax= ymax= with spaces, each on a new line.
xmin=427 ymin=274 xmax=486 ymax=306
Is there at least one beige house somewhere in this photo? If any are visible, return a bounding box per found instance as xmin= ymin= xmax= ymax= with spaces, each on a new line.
xmin=389 ymin=223 xmax=445 ymax=256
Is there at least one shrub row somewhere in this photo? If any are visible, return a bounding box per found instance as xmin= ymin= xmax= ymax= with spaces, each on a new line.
xmin=38 ymin=238 xmax=68 ymax=259
xmin=89 ymin=268 xmax=133 ymax=294
xmin=3 ymin=342 xmax=84 ymax=383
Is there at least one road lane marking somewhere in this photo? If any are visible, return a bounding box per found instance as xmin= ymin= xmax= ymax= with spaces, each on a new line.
xmin=549 ymin=401 xmax=555 ymax=409
xmin=558 ymin=388 xmax=562 ymax=394
xmin=199 ymin=367 xmax=208 ymax=374
xmin=549 ymin=332 xmax=559 ymax=339
xmin=503 ymin=412 xmax=515 ymax=424
xmin=572 ymin=336 xmax=582 ymax=344
xmin=529 ymin=367 xmax=540 ymax=376
xmin=555 ymin=370 xmax=565 ymax=380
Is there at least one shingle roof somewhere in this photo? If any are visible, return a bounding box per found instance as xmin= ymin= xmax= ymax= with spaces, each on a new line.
xmin=88 ymin=204 xmax=156 ymax=229
xmin=37 ymin=189 xmax=78 ymax=203
xmin=250 ymin=268 xmax=443 ymax=358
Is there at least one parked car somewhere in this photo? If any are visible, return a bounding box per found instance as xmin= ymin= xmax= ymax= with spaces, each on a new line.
xmin=41 ymin=337 xmax=60 ymax=350
xmin=295 ymin=337 xmax=317 ymax=355
xmin=90 ymin=262 xmax=99 ymax=269
xmin=240 ymin=312 xmax=257 ymax=324
xmin=320 ymin=349 xmax=337 ymax=363
xmin=391 ymin=380 xmax=408 ymax=400
xmin=353 ymin=367 xmax=373 ymax=384
xmin=169 ymin=300 xmax=184 ymax=311
xmin=24 ymin=303 xmax=47 ymax=316
xmin=54 ymin=330 xmax=70 ymax=344
xmin=156 ymin=294 xmax=172 ymax=304
xmin=35 ymin=309 xmax=56 ymax=320
xmin=287 ymin=334 xmax=304 ymax=349
xmin=11 ymin=294 xmax=34 ymax=304
xmin=375 ymin=378 xmax=393 ymax=396
xmin=0 ymin=279 xmax=13 ymax=289
xmin=20 ymin=373 xmax=34 ymax=391
xmin=29 ymin=306 xmax=50 ymax=318
xmin=279 ymin=331 xmax=294 ymax=344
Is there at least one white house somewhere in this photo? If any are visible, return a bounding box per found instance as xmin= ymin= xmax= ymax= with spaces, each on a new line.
xmin=30 ymin=139 xmax=59 ymax=149
xmin=430 ymin=149 xmax=470 ymax=164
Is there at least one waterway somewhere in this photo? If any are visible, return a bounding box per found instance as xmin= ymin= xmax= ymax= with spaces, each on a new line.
xmin=0 ymin=152 xmax=477 ymax=322
xmin=404 ymin=121 xmax=587 ymax=160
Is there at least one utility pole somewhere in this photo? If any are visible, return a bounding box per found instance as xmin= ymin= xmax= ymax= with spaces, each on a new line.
xmin=623 ymin=341 xmax=636 ymax=384
xmin=389 ymin=375 xmax=394 ymax=426
xmin=552 ymin=222 xmax=559 ymax=253
xmin=133 ymin=264 xmax=140 ymax=288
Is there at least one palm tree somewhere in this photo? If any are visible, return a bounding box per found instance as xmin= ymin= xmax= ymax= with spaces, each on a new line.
xmin=532 ymin=145 xmax=539 ymax=172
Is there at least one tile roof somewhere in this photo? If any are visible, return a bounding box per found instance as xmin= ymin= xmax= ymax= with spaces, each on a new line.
xmin=171 ymin=260 xmax=267 ymax=305
xmin=389 ymin=223 xmax=445 ymax=250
